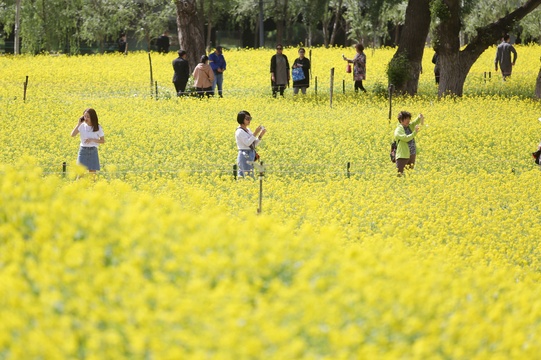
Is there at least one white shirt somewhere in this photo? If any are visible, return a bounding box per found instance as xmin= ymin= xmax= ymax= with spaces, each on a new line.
xmin=235 ymin=127 xmax=260 ymax=150
xmin=78 ymin=123 xmax=104 ymax=147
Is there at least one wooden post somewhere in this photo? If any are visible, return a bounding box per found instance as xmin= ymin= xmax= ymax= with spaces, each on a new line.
xmin=309 ymin=49 xmax=312 ymax=79
xmin=155 ymin=81 xmax=158 ymax=100
xmin=257 ymin=161 xmax=264 ymax=214
xmin=388 ymin=84 xmax=394 ymax=122
xmin=343 ymin=79 xmax=345 ymax=94
xmin=347 ymin=162 xmax=350 ymax=178
xmin=62 ymin=162 xmax=66 ymax=178
xmin=536 ymin=58 xmax=541 ymax=99
xmin=148 ymin=53 xmax=154 ymax=98
xmin=23 ymin=76 xmax=28 ymax=101
xmin=233 ymin=164 xmax=237 ymax=180
xmin=315 ymin=76 xmax=318 ymax=96
xmin=330 ymin=68 xmax=335 ymax=108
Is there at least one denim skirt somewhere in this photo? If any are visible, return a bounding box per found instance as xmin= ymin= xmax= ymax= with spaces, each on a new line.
xmin=78 ymin=146 xmax=100 ymax=171
xmin=237 ymin=149 xmax=255 ymax=178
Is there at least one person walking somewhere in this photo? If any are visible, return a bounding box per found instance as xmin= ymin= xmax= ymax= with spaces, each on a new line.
xmin=71 ymin=108 xmax=105 ymax=174
xmin=172 ymin=50 xmax=190 ymax=96
xmin=193 ymin=55 xmax=214 ymax=98
xmin=292 ymin=47 xmax=310 ymax=95
xmin=235 ymin=111 xmax=266 ymax=178
xmin=394 ymin=111 xmax=424 ymax=175
xmin=495 ymin=34 xmax=517 ymax=80
xmin=270 ymin=44 xmax=290 ymax=97
xmin=209 ymin=46 xmax=227 ymax=97
xmin=156 ymin=31 xmax=170 ymax=53
xmin=342 ymin=43 xmax=367 ymax=93
xmin=117 ymin=33 xmax=127 ymax=54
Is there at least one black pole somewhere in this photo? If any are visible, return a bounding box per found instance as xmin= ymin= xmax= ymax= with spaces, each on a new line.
xmin=62 ymin=161 xmax=66 ymax=177
xmin=23 ymin=75 xmax=28 ymax=102
xmin=343 ymin=79 xmax=345 ymax=94
xmin=155 ymin=81 xmax=158 ymax=100
xmin=233 ymin=164 xmax=237 ymax=180
xmin=347 ymin=162 xmax=350 ymax=178
xmin=315 ymin=76 xmax=318 ymax=96
xmin=148 ymin=53 xmax=154 ymax=98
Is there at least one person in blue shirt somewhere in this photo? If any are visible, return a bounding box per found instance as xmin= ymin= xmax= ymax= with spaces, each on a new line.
xmin=209 ymin=46 xmax=227 ymax=97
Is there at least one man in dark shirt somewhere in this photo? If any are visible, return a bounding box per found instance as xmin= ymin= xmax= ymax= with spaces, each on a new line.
xmin=157 ymin=31 xmax=170 ymax=53
xmin=495 ymin=34 xmax=517 ymax=80
xmin=172 ymin=50 xmax=190 ymax=96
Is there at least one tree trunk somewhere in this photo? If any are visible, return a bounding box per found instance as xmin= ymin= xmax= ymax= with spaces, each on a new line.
xmin=437 ymin=0 xmax=541 ymax=96
xmin=322 ymin=16 xmax=330 ymax=47
xmin=206 ymin=0 xmax=213 ymax=51
xmin=175 ymin=0 xmax=206 ymax=71
xmin=388 ymin=0 xmax=431 ymax=95
xmin=329 ymin=0 xmax=342 ymax=47
xmin=14 ymin=0 xmax=21 ymax=55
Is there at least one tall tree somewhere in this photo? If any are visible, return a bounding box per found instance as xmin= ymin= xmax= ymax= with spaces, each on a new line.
xmin=175 ymin=0 xmax=205 ymax=69
xmin=435 ymin=0 xmax=541 ymax=96
xmin=386 ymin=0 xmax=431 ymax=95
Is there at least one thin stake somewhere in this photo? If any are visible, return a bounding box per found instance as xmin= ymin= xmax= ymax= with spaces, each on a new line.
xmin=23 ymin=75 xmax=28 ymax=101
xmin=62 ymin=162 xmax=66 ymax=178
xmin=233 ymin=164 xmax=237 ymax=180
xmin=155 ymin=81 xmax=158 ymax=100
xmin=257 ymin=161 xmax=264 ymax=214
xmin=148 ymin=52 xmax=154 ymax=98
xmin=347 ymin=162 xmax=351 ymax=178
xmin=330 ymin=68 xmax=335 ymax=109
xmin=388 ymin=83 xmax=394 ymax=122
xmin=309 ymin=49 xmax=312 ymax=79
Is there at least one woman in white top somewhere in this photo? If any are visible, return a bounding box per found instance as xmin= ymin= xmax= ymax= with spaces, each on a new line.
xmin=70 ymin=108 xmax=105 ymax=173
xmin=235 ymin=110 xmax=266 ymax=178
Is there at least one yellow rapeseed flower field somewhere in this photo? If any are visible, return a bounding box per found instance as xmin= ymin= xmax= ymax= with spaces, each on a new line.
xmin=1 ymin=46 xmax=541 ymax=359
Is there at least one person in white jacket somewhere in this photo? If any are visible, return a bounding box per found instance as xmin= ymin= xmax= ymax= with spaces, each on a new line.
xmin=235 ymin=110 xmax=267 ymax=178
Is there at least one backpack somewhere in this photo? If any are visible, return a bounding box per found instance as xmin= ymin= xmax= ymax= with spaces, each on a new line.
xmin=390 ymin=141 xmax=397 ymax=163
xmin=533 ymin=149 xmax=541 ymax=165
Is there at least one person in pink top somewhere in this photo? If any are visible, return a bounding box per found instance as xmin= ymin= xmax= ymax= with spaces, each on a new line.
xmin=192 ymin=55 xmax=214 ymax=97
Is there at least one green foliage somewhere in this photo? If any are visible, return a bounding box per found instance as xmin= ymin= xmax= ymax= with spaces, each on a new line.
xmin=430 ymin=0 xmax=450 ymax=21
xmin=386 ymin=52 xmax=410 ymax=88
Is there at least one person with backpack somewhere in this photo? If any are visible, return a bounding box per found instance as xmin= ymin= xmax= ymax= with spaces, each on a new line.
xmin=394 ymin=111 xmax=424 ymax=175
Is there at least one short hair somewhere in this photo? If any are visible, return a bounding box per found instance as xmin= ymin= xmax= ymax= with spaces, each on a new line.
xmin=355 ymin=43 xmax=364 ymax=52
xmin=503 ymin=34 xmax=510 ymax=41
xmin=200 ymin=55 xmax=208 ymax=63
xmin=398 ymin=111 xmax=412 ymax=122
xmin=178 ymin=49 xmax=186 ymax=57
xmin=299 ymin=47 xmax=305 ymax=53
xmin=237 ymin=110 xmax=251 ymax=124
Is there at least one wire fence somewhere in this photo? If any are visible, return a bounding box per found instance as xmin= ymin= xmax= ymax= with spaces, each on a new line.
xmin=2 ymin=68 xmax=539 ymax=102
xmin=5 ymin=156 xmax=536 ymax=180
